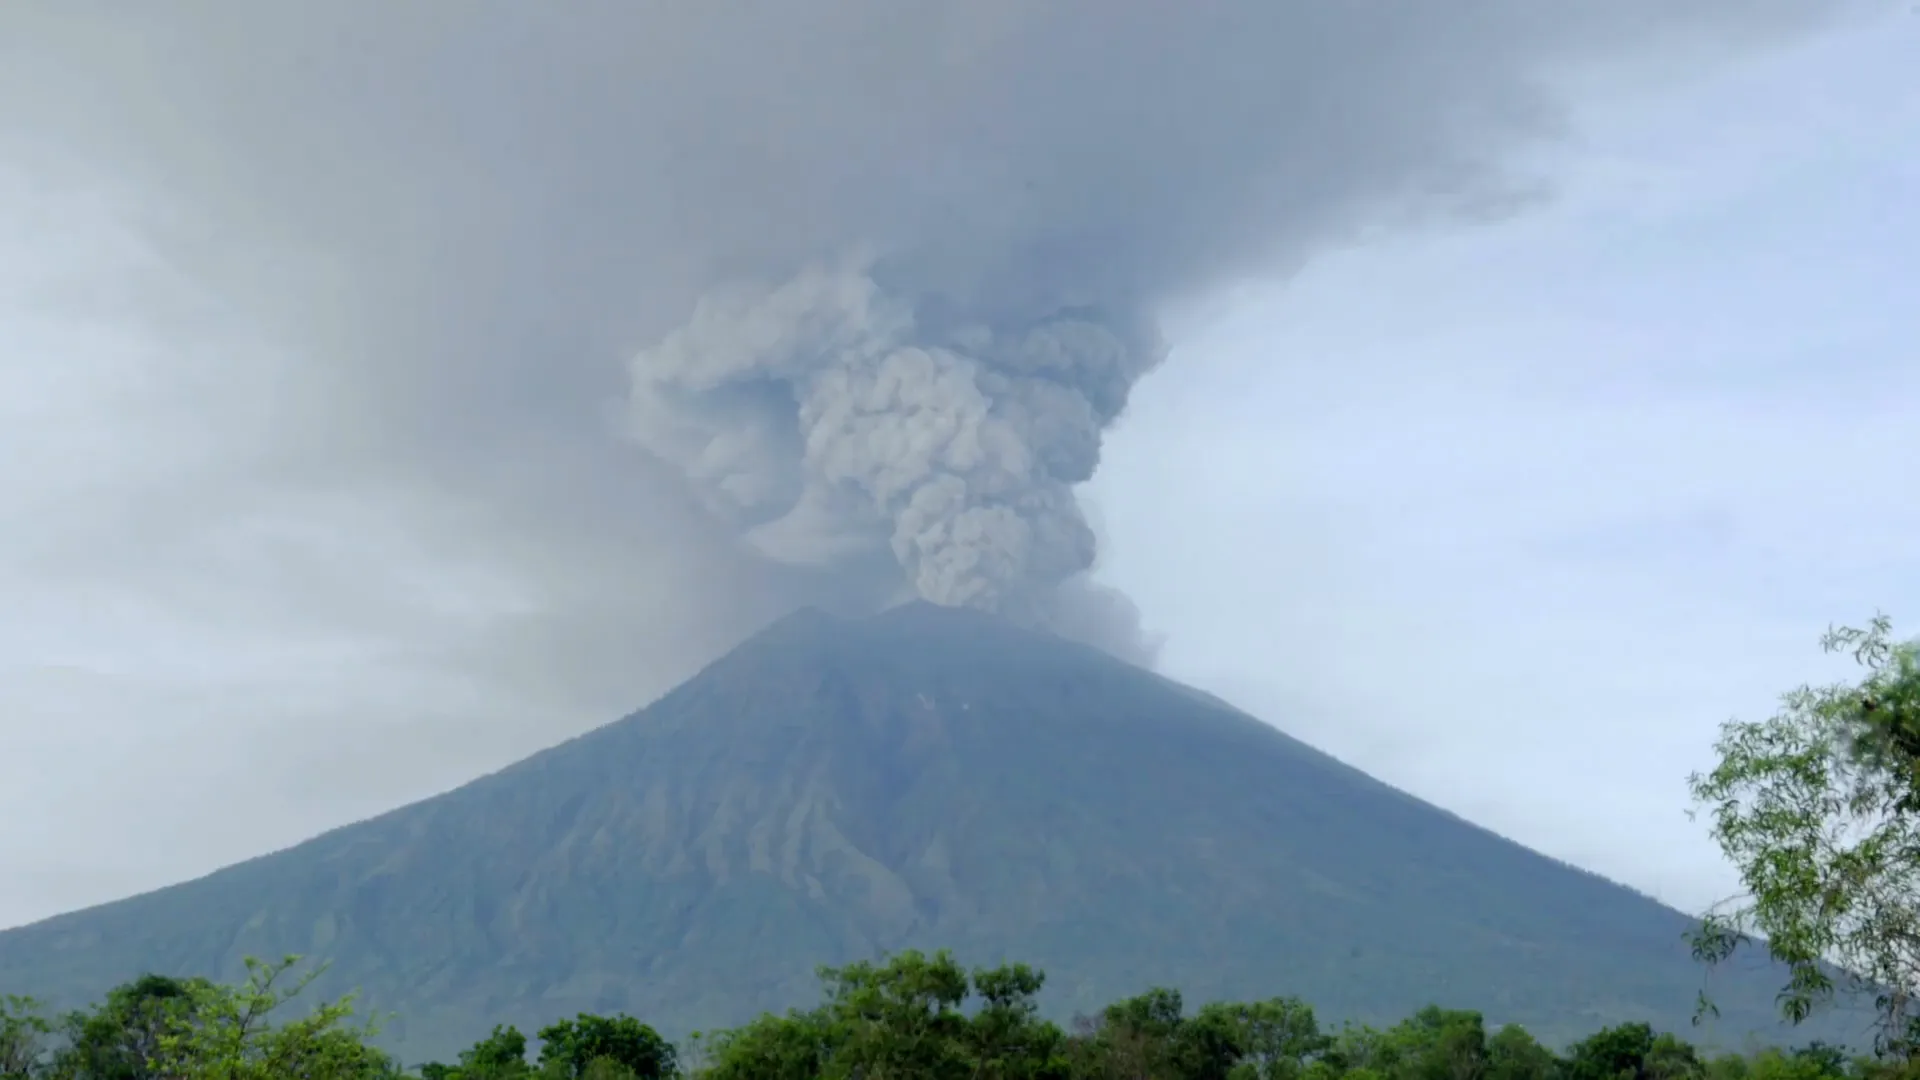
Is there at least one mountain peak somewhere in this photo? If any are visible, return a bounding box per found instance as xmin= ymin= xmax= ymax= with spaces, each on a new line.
xmin=741 ymin=603 xmax=844 ymax=644
xmin=701 ymin=600 xmax=1105 ymax=695
xmin=751 ymin=598 xmax=1041 ymax=643
xmin=868 ymin=598 xmax=1053 ymax=642
xmin=0 ymin=599 xmax=1847 ymax=1060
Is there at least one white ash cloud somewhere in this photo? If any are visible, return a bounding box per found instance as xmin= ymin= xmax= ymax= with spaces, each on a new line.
xmin=625 ymin=263 xmax=1165 ymax=620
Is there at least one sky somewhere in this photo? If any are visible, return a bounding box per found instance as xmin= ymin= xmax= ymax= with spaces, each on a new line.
xmin=0 ymin=4 xmax=1915 ymax=930
xmin=1097 ymin=16 xmax=1920 ymax=911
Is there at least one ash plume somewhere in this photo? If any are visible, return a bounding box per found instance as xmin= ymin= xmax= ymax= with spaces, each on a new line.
xmin=0 ymin=0 xmax=1854 ymax=702
xmin=625 ymin=262 xmax=1165 ymax=625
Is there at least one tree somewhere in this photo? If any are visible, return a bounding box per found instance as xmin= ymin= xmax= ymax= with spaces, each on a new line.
xmin=1742 ymin=1048 xmax=1852 ymax=1080
xmin=1689 ymin=615 xmax=1920 ymax=1052
xmin=685 ymin=1009 xmax=835 ymax=1080
xmin=1170 ymin=1001 xmax=1247 ymax=1080
xmin=2 ymin=996 xmax=52 ymax=1080
xmin=1566 ymin=1022 xmax=1657 ymax=1080
xmin=17 ymin=956 xmax=387 ymax=1080
xmin=534 ymin=1015 xmax=674 ymax=1080
xmin=149 ymin=955 xmax=393 ymax=1080
xmin=689 ymin=951 xmax=1073 ymax=1080
xmin=1200 ymin=997 xmax=1329 ymax=1080
xmin=419 ymin=1023 xmax=534 ymax=1080
xmin=1389 ymin=1007 xmax=1492 ymax=1080
xmin=1074 ymin=987 xmax=1191 ymax=1079
xmin=963 ymin=963 xmax=1069 ymax=1080
xmin=816 ymin=950 xmax=977 ymax=1080
xmin=1322 ymin=1023 xmax=1399 ymax=1078
xmin=1646 ymin=1033 xmax=1706 ymax=1080
xmin=1484 ymin=1024 xmax=1559 ymax=1080
xmin=1563 ymin=1023 xmax=1704 ymax=1080
xmin=50 ymin=974 xmax=206 ymax=1080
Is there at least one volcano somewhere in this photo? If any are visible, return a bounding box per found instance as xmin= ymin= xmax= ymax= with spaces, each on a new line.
xmin=0 ymin=603 xmax=1842 ymax=1059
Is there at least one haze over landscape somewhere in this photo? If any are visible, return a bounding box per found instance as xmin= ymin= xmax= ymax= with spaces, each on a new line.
xmin=2 ymin=2 xmax=1919 ymax=1073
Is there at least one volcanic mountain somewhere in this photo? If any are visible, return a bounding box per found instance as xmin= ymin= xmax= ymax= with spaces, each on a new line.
xmin=0 ymin=603 xmax=1844 ymax=1059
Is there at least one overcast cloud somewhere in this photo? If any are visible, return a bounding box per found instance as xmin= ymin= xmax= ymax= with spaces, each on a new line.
xmin=0 ymin=2 xmax=1908 ymax=929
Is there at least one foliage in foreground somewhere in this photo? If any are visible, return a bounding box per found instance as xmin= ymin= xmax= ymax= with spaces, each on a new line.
xmin=0 ymin=957 xmax=394 ymax=1080
xmin=1691 ymin=616 xmax=1920 ymax=1054
xmin=1 ymin=950 xmax=1913 ymax=1080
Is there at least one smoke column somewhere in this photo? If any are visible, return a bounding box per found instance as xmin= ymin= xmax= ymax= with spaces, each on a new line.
xmin=626 ymin=261 xmax=1164 ymax=633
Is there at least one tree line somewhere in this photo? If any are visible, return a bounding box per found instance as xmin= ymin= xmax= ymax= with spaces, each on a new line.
xmin=0 ymin=947 xmax=1906 ymax=1080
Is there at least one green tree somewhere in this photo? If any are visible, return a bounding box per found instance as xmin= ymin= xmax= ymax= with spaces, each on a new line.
xmin=50 ymin=974 xmax=205 ymax=1080
xmin=1390 ymin=1007 xmax=1491 ymax=1080
xmin=1565 ymin=1022 xmax=1657 ymax=1080
xmin=1073 ymin=987 xmax=1191 ymax=1079
xmin=467 ymin=1025 xmax=530 ymax=1072
xmin=1324 ymin=1023 xmax=1400 ymax=1077
xmin=686 ymin=1009 xmax=835 ymax=1080
xmin=1645 ymin=1033 xmax=1705 ymax=1080
xmin=691 ymin=950 xmax=1067 ymax=1080
xmin=1742 ymin=1048 xmax=1847 ymax=1080
xmin=149 ymin=955 xmax=393 ymax=1080
xmin=1485 ymin=1024 xmax=1559 ymax=1080
xmin=1787 ymin=1043 xmax=1850 ymax=1079
xmin=1702 ymin=1051 xmax=1751 ymax=1080
xmin=1072 ymin=990 xmax=1323 ymax=1080
xmin=2 ymin=995 xmax=52 ymax=1079
xmin=1689 ymin=615 xmax=1920 ymax=1051
xmin=1172 ymin=1001 xmax=1248 ymax=1080
xmin=572 ymin=1059 xmax=640 ymax=1080
xmin=534 ymin=1015 xmax=674 ymax=1080
xmin=418 ymin=1023 xmax=533 ymax=1080
xmin=964 ymin=963 xmax=1069 ymax=1080
xmin=1203 ymin=998 xmax=1329 ymax=1080
xmin=816 ymin=950 xmax=973 ymax=1080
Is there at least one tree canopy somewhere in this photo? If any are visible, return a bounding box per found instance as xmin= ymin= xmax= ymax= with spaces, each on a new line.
xmin=1691 ymin=615 xmax=1920 ymax=1054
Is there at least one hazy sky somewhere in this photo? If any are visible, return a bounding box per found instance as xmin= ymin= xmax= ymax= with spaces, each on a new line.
xmin=1 ymin=5 xmax=1914 ymax=930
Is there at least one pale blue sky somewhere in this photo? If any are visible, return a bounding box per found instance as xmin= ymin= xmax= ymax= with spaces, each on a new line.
xmin=1097 ymin=17 xmax=1919 ymax=912
xmin=0 ymin=6 xmax=1913 ymax=931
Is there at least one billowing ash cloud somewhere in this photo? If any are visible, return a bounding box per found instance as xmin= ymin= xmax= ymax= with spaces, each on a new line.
xmin=0 ymin=1 xmax=1851 ymax=701
xmin=626 ymin=261 xmax=1164 ymax=620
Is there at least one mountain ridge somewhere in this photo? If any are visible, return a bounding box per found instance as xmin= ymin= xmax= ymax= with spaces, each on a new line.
xmin=0 ymin=602 xmax=1853 ymax=1059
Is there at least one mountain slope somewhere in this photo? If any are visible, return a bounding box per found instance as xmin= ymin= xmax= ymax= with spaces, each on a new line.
xmin=0 ymin=603 xmax=1849 ymax=1059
